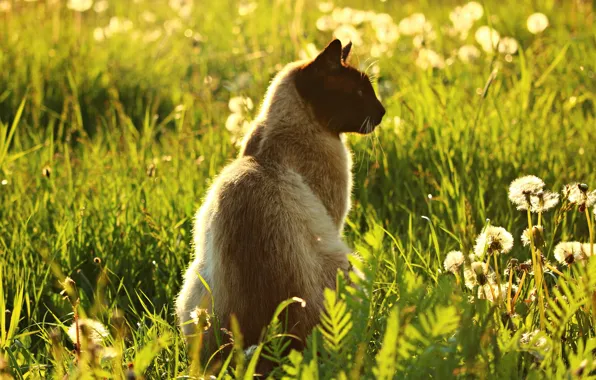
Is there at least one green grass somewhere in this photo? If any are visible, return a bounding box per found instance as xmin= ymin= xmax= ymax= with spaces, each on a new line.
xmin=1 ymin=0 xmax=595 ymax=378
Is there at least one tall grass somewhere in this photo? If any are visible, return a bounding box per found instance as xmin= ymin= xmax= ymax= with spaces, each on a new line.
xmin=0 ymin=0 xmax=595 ymax=378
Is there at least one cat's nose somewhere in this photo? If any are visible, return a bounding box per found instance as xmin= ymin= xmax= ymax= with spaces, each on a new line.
xmin=377 ymin=104 xmax=386 ymax=121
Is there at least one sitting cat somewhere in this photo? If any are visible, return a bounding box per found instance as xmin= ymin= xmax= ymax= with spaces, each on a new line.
xmin=176 ymin=39 xmax=385 ymax=368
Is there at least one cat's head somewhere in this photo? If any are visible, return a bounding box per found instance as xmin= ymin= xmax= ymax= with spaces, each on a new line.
xmin=295 ymin=39 xmax=386 ymax=135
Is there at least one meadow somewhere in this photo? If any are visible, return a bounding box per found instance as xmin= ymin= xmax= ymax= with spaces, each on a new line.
xmin=1 ymin=0 xmax=595 ymax=378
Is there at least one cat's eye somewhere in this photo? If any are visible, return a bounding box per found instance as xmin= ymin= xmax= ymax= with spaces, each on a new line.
xmin=357 ymin=90 xmax=363 ymax=97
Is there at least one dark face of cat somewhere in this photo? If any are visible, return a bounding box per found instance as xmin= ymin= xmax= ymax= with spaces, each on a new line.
xmin=295 ymin=39 xmax=386 ymax=135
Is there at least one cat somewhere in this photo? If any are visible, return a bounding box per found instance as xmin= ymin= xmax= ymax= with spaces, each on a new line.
xmin=176 ymin=39 xmax=385 ymax=367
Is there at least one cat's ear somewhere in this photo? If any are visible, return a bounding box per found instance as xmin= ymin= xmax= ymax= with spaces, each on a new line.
xmin=341 ymin=41 xmax=352 ymax=62
xmin=314 ymin=39 xmax=343 ymax=71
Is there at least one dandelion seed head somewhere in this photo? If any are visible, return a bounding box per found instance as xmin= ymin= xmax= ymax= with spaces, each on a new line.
xmin=331 ymin=7 xmax=355 ymax=24
xmin=521 ymin=225 xmax=544 ymax=248
xmin=478 ymin=282 xmax=514 ymax=303
xmin=415 ymin=48 xmax=445 ymax=70
xmin=464 ymin=261 xmax=488 ymax=289
xmin=374 ymin=19 xmax=400 ymax=44
xmin=67 ymin=318 xmax=109 ymax=345
xmin=143 ymin=29 xmax=162 ymax=43
xmin=463 ymin=1 xmax=484 ymax=20
xmin=316 ymin=15 xmax=337 ymax=31
xmin=93 ymin=0 xmax=108 ymax=13
xmin=101 ymin=347 xmax=119 ymax=360
xmin=67 ymin=0 xmax=93 ymax=12
xmin=498 ymin=37 xmax=518 ymax=55
xmin=520 ymin=329 xmax=548 ymax=349
xmin=508 ymin=175 xmax=545 ymax=210
xmin=398 ymin=13 xmax=427 ymax=36
xmin=521 ymin=228 xmax=531 ymax=247
xmin=588 ymin=191 xmax=596 ymax=208
xmin=228 ymin=96 xmax=253 ymax=114
xmin=527 ymin=13 xmax=549 ymax=34
xmin=333 ymin=24 xmax=362 ymax=46
xmin=169 ymin=0 xmax=192 ymax=18
xmin=529 ymin=191 xmax=559 ymax=213
xmin=475 ymin=26 xmax=500 ymax=53
xmin=104 ymin=17 xmax=134 ymax=37
xmin=318 ymin=1 xmax=334 ymax=13
xmin=580 ymin=244 xmax=594 ymax=257
xmin=0 ymin=1 xmax=11 ymax=12
xmin=449 ymin=2 xmax=483 ymax=38
xmin=238 ymin=1 xmax=257 ymax=16
xmin=141 ymin=11 xmax=157 ymax=23
xmin=563 ymin=183 xmax=595 ymax=208
xmin=190 ymin=307 xmax=211 ymax=331
xmin=474 ymin=226 xmax=514 ymax=257
xmin=164 ymin=18 xmax=183 ymax=35
xmin=554 ymin=242 xmax=584 ymax=265
xmin=443 ymin=251 xmax=465 ymax=274
xmin=93 ymin=27 xmax=105 ymax=42
xmin=458 ymin=45 xmax=481 ymax=63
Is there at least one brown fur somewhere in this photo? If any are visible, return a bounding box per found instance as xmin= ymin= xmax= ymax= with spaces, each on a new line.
xmin=175 ymin=39 xmax=385 ymax=370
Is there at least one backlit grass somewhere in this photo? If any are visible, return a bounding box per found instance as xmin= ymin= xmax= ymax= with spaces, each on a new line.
xmin=1 ymin=0 xmax=595 ymax=378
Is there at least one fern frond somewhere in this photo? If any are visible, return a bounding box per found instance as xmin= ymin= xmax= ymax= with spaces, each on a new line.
xmin=319 ymin=288 xmax=353 ymax=355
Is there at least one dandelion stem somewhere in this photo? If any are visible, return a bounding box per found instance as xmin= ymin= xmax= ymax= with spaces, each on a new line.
xmin=512 ymin=271 xmax=526 ymax=307
xmin=492 ymin=253 xmax=503 ymax=304
xmin=585 ymin=207 xmax=594 ymax=257
xmin=527 ymin=209 xmax=545 ymax=329
xmin=487 ymin=283 xmax=496 ymax=302
xmin=584 ymin=206 xmax=596 ymax=329
xmin=538 ymin=210 xmax=543 ymax=228
xmin=545 ymin=263 xmax=564 ymax=277
xmin=507 ymin=267 xmax=514 ymax=314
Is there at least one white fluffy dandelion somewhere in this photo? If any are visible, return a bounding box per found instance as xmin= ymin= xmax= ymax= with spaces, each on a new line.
xmin=228 ymin=96 xmax=253 ymax=114
xmin=478 ymin=282 xmax=515 ymax=303
xmin=498 ymin=37 xmax=519 ymax=55
xmin=93 ymin=27 xmax=105 ymax=42
xmin=93 ymin=0 xmax=108 ymax=13
xmin=238 ymin=1 xmax=257 ymax=16
xmin=316 ymin=15 xmax=337 ymax=32
xmin=67 ymin=0 xmax=93 ymax=12
xmin=443 ymin=251 xmax=465 ymax=274
xmin=474 ymin=226 xmax=514 ymax=258
xmin=415 ymin=48 xmax=445 ymax=70
xmin=553 ymin=242 xmax=585 ymax=265
xmin=475 ymin=26 xmax=500 ymax=53
xmin=529 ymin=190 xmax=559 ymax=213
xmin=190 ymin=307 xmax=211 ymax=331
xmin=458 ymin=45 xmax=481 ymax=63
xmin=521 ymin=226 xmax=545 ymax=248
xmin=508 ymin=175 xmax=545 ymax=210
xmin=0 ymin=1 xmax=12 ymax=12
xmin=464 ymin=261 xmax=488 ymax=289
xmin=334 ymin=24 xmax=362 ymax=46
xmin=463 ymin=1 xmax=484 ymax=20
xmin=398 ymin=13 xmax=428 ymax=36
xmin=318 ymin=1 xmax=334 ymax=13
xmin=520 ymin=329 xmax=549 ymax=349
xmin=564 ymin=183 xmax=596 ymax=209
xmin=374 ymin=19 xmax=399 ymax=44
xmin=527 ymin=13 xmax=549 ymax=34
xmin=67 ymin=318 xmax=109 ymax=345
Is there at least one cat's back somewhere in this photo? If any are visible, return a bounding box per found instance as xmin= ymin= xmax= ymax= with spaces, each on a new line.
xmin=209 ymin=155 xmax=323 ymax=247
